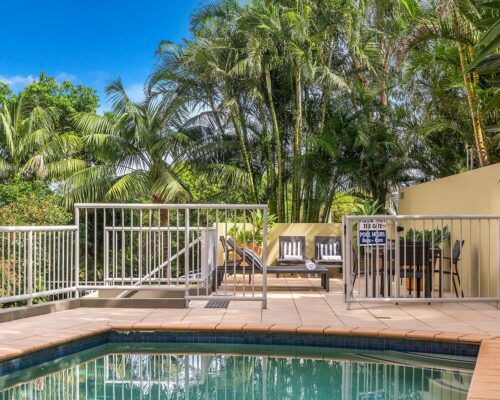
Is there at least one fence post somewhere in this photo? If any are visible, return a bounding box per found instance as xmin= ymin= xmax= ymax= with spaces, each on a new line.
xmin=27 ymin=230 xmax=33 ymax=306
xmin=74 ymin=207 xmax=80 ymax=298
xmin=262 ymin=207 xmax=268 ymax=309
xmin=497 ymin=218 xmax=500 ymax=309
xmin=184 ymin=207 xmax=190 ymax=308
xmin=345 ymin=218 xmax=352 ymax=310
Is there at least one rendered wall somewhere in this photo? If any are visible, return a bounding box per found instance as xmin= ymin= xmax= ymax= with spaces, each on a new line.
xmin=399 ymin=163 xmax=500 ymax=297
xmin=399 ymin=163 xmax=500 ymax=215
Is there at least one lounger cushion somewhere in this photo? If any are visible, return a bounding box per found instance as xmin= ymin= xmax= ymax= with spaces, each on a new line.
xmin=243 ymin=248 xmax=264 ymax=271
xmin=282 ymin=241 xmax=303 ymax=258
xmin=321 ymin=255 xmax=342 ymax=262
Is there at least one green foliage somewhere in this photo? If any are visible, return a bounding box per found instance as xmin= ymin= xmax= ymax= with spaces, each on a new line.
xmin=329 ymin=194 xmax=359 ymax=223
xmin=0 ymin=180 xmax=71 ymax=226
xmin=405 ymin=226 xmax=451 ymax=246
xmin=228 ymin=210 xmax=277 ymax=247
xmin=0 ymin=83 xmax=11 ymax=105
xmin=62 ymin=78 xmax=194 ymax=205
xmin=12 ymin=73 xmax=99 ymax=132
xmin=353 ymin=199 xmax=385 ymax=216
xmin=0 ymin=179 xmax=52 ymax=206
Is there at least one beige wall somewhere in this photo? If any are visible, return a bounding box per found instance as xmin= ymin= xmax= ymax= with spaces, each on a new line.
xmin=399 ymin=163 xmax=500 ymax=297
xmin=399 ymin=163 xmax=500 ymax=215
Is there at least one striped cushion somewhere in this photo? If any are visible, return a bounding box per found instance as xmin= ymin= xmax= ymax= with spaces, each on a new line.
xmin=243 ymin=248 xmax=264 ymax=271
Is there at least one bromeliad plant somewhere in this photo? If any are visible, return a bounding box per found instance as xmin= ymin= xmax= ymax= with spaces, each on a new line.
xmin=228 ymin=211 xmax=277 ymax=252
xmin=405 ymin=226 xmax=450 ymax=246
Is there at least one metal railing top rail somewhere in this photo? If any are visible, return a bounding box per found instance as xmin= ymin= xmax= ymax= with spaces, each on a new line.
xmin=75 ymin=203 xmax=268 ymax=210
xmin=0 ymin=225 xmax=78 ymax=232
xmin=103 ymin=226 xmax=216 ymax=232
xmin=346 ymin=214 xmax=500 ymax=220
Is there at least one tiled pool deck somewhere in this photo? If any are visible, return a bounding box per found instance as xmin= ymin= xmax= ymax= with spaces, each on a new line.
xmin=1 ymin=276 xmax=500 ymax=399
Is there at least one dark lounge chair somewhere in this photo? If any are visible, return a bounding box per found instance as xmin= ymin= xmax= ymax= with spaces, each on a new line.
xmin=216 ymin=236 xmax=329 ymax=291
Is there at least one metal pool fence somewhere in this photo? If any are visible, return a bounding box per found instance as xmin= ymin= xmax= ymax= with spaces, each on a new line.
xmin=343 ymin=215 xmax=500 ymax=308
xmin=0 ymin=226 xmax=78 ymax=305
xmin=0 ymin=204 xmax=269 ymax=308
xmin=75 ymin=204 xmax=268 ymax=306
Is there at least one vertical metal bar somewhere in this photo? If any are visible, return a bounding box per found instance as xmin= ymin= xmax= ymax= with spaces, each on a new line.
xmin=224 ymin=209 xmax=228 ymax=295
xmin=262 ymin=207 xmax=268 ymax=309
xmin=469 ymin=219 xmax=472 ymax=297
xmin=130 ymin=209 xmax=134 ymax=287
xmin=488 ymin=218 xmax=491 ymax=298
xmin=233 ymin=209 xmax=237 ymax=296
xmin=139 ymin=209 xmax=143 ymax=285
xmin=497 ymin=218 xmax=500 ymax=308
xmin=403 ymin=219 xmax=407 ymax=298
xmin=478 ymin=218 xmax=481 ymax=297
xmin=242 ymin=209 xmax=246 ymax=297
xmin=460 ymin=219 xmax=463 ymax=298
xmin=394 ymin=219 xmax=400 ymax=299
xmin=27 ymin=231 xmax=33 ymax=306
xmin=104 ymin=227 xmax=109 ymax=287
xmin=1 ymin=232 xmax=4 ymax=298
xmin=346 ymin=218 xmax=352 ymax=309
xmin=121 ymin=208 xmax=125 ymax=286
xmin=112 ymin=208 xmax=116 ymax=286
xmin=450 ymin=219 xmax=453 ymax=299
xmin=184 ymin=208 xmax=190 ymax=307
xmin=422 ymin=219 xmax=426 ymax=299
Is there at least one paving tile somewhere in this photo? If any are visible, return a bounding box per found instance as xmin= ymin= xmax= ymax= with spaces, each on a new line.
xmin=215 ymin=323 xmax=245 ymax=331
xmin=323 ymin=326 xmax=353 ymax=335
xmin=350 ymin=327 xmax=384 ymax=337
xmin=378 ymin=329 xmax=414 ymax=338
xmin=458 ymin=334 xmax=493 ymax=343
xmin=188 ymin=322 xmax=219 ymax=331
xmin=296 ymin=325 xmax=329 ymax=334
xmin=242 ymin=323 xmax=274 ymax=333
xmin=405 ymin=330 xmax=441 ymax=340
xmin=434 ymin=332 xmax=468 ymax=342
xmin=269 ymin=324 xmax=301 ymax=333
xmin=160 ymin=321 xmax=191 ymax=330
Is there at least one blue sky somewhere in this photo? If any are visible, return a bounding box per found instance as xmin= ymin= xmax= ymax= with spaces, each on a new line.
xmin=0 ymin=0 xmax=201 ymax=112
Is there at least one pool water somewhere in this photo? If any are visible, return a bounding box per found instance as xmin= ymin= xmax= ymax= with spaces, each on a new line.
xmin=0 ymin=344 xmax=474 ymax=399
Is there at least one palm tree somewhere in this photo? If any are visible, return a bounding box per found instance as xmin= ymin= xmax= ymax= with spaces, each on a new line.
xmin=0 ymin=94 xmax=83 ymax=182
xmin=400 ymin=0 xmax=495 ymax=166
xmin=63 ymin=79 xmax=193 ymax=205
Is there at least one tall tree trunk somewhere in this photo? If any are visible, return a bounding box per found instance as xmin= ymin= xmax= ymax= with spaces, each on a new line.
xmin=258 ymin=99 xmax=276 ymax=215
xmin=457 ymin=42 xmax=489 ymax=167
xmin=265 ymin=68 xmax=284 ymax=221
xmin=321 ymin=184 xmax=336 ymax=223
xmin=230 ymin=106 xmax=259 ymax=202
xmin=291 ymin=69 xmax=303 ymax=223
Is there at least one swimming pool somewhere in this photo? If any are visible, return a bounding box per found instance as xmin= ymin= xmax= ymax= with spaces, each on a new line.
xmin=0 ymin=343 xmax=474 ymax=399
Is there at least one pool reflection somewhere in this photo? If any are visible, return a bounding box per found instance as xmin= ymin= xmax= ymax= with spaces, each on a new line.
xmin=0 ymin=352 xmax=472 ymax=399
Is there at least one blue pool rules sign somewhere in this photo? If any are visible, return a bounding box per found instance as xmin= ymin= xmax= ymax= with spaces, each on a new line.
xmin=359 ymin=220 xmax=387 ymax=245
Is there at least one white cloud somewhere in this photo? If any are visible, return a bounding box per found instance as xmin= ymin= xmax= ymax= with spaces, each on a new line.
xmin=55 ymin=72 xmax=77 ymax=83
xmin=0 ymin=72 xmax=77 ymax=91
xmin=0 ymin=74 xmax=36 ymax=88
